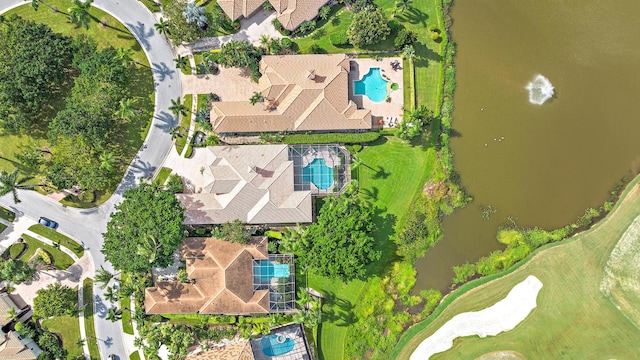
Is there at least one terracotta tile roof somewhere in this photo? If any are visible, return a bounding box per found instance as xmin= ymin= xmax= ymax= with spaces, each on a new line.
xmin=271 ymin=0 xmax=330 ymax=30
xmin=145 ymin=237 xmax=272 ymax=315
xmin=0 ymin=294 xmax=19 ymax=325
xmin=186 ymin=340 xmax=254 ymax=360
xmin=218 ymin=0 xmax=263 ymax=20
xmin=177 ymin=145 xmax=313 ymax=225
xmin=210 ymin=54 xmax=372 ymax=133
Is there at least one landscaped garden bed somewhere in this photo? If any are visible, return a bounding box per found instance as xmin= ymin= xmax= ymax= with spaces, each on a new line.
xmin=28 ymin=224 xmax=84 ymax=258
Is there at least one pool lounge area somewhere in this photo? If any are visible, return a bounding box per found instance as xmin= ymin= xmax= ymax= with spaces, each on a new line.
xmin=349 ymin=58 xmax=405 ymax=129
xmin=250 ymin=324 xmax=312 ymax=360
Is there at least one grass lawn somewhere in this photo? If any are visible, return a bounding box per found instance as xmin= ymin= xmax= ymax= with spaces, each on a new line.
xmin=0 ymin=223 xmax=6 ymax=234
xmin=28 ymin=224 xmax=84 ymax=258
xmin=139 ymin=0 xmax=162 ymax=13
xmin=120 ymin=273 xmax=134 ymax=335
xmin=391 ymin=176 xmax=640 ymax=359
xmin=130 ymin=351 xmax=141 ymax=360
xmin=1 ymin=1 xmax=155 ymax=206
xmin=83 ymin=278 xmax=100 ymax=360
xmin=0 ymin=205 xmax=16 ymax=222
xmin=310 ymin=135 xmax=439 ymax=360
xmin=154 ymin=167 xmax=172 ymax=185
xmin=20 ymin=234 xmax=75 ymax=270
xmin=42 ymin=315 xmax=83 ymax=360
xmin=197 ymin=94 xmax=209 ymax=111
xmin=175 ymin=94 xmax=193 ymax=155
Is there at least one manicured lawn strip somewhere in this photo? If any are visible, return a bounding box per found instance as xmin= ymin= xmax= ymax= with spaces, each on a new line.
xmin=391 ymin=175 xmax=640 ymax=360
xmin=83 ymin=278 xmax=100 ymax=360
xmin=0 ymin=223 xmax=6 ymax=234
xmin=175 ymin=94 xmax=193 ymax=155
xmin=20 ymin=234 xmax=75 ymax=270
xmin=139 ymin=0 xmax=162 ymax=13
xmin=120 ymin=273 xmax=134 ymax=335
xmin=197 ymin=94 xmax=209 ymax=110
xmin=282 ymin=132 xmax=380 ymax=145
xmin=154 ymin=167 xmax=172 ymax=185
xmin=310 ymin=136 xmax=438 ymax=360
xmin=130 ymin=351 xmax=141 ymax=360
xmin=28 ymin=224 xmax=84 ymax=258
xmin=42 ymin=315 xmax=83 ymax=360
xmin=2 ymin=2 xmax=155 ymax=206
xmin=0 ymin=206 xmax=15 ymax=222
xmin=180 ymin=65 xmax=193 ymax=75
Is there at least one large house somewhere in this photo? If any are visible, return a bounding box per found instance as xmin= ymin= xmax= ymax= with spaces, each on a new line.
xmin=175 ymin=144 xmax=314 ymax=225
xmin=210 ymin=54 xmax=372 ymax=134
xmin=145 ymin=237 xmax=296 ymax=315
xmin=218 ymin=0 xmax=330 ymax=31
xmin=0 ymin=293 xmax=41 ymax=360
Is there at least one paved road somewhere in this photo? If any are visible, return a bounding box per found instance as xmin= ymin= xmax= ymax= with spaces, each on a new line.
xmin=0 ymin=0 xmax=182 ymax=358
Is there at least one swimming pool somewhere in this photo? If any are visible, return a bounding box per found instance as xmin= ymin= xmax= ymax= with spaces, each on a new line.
xmin=302 ymin=158 xmax=334 ymax=190
xmin=254 ymin=260 xmax=290 ymax=282
xmin=354 ymin=67 xmax=388 ymax=103
xmin=260 ymin=334 xmax=295 ymax=356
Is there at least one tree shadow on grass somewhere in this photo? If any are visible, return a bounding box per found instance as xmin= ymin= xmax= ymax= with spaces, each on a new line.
xmin=396 ymin=7 xmax=428 ymax=26
xmin=414 ymin=41 xmax=442 ymax=69
xmin=364 ymin=209 xmax=399 ymax=278
xmin=320 ymin=290 xmax=355 ymax=327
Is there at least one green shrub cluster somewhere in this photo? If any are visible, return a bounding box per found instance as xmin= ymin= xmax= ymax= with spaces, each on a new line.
xmin=330 ymin=32 xmax=349 ymax=46
xmin=345 ymin=262 xmax=443 ymax=359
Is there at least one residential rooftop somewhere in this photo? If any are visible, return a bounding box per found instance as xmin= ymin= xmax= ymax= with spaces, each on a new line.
xmin=218 ymin=0 xmax=330 ymax=30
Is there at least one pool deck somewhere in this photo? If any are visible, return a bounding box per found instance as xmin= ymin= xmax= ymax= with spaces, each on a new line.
xmin=349 ymin=57 xmax=405 ymax=128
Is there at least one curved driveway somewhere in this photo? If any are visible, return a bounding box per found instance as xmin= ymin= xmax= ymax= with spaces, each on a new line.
xmin=0 ymin=1 xmax=181 ymax=358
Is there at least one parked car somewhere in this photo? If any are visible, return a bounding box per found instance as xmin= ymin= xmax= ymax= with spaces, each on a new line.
xmin=38 ymin=217 xmax=58 ymax=230
xmin=108 ymin=355 xmax=119 ymax=360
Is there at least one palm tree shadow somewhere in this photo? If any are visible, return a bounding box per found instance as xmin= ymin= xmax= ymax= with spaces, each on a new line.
xmin=371 ymin=165 xmax=390 ymax=179
xmin=126 ymin=21 xmax=154 ymax=51
xmin=151 ymin=62 xmax=176 ymax=82
xmin=153 ymin=110 xmax=178 ymax=133
xmin=396 ymin=7 xmax=428 ymax=26
xmin=320 ymin=290 xmax=355 ymax=326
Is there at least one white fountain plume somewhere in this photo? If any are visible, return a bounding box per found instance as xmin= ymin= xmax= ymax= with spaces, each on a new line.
xmin=526 ymin=74 xmax=554 ymax=105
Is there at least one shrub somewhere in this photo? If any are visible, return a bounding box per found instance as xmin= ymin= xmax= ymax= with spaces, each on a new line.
xmin=351 ymin=144 xmax=363 ymax=152
xmin=419 ymin=289 xmax=442 ymax=318
xmin=166 ymin=174 xmax=184 ymax=194
xmin=430 ymin=31 xmax=440 ymax=41
xmin=310 ymin=44 xmax=325 ymax=54
xmin=452 ymin=262 xmax=476 ymax=285
xmin=8 ymin=243 xmax=25 ymax=259
xmin=497 ymin=229 xmax=523 ymax=245
xmin=35 ymin=248 xmax=52 ymax=265
xmin=394 ymin=28 xmax=417 ymax=49
xmin=271 ymin=18 xmax=282 ymax=30
xmin=33 ymin=283 xmax=77 ymax=318
xmin=330 ymin=32 xmax=349 ymax=46
xmin=280 ymin=37 xmax=292 ymax=49
xmin=177 ymin=268 xmax=189 ymax=283
xmin=391 ymin=83 xmax=399 ymax=91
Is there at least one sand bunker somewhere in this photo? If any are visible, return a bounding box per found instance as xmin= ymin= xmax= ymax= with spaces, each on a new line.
xmin=410 ymin=275 xmax=543 ymax=360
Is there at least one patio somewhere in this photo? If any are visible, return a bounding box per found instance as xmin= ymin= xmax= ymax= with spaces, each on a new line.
xmin=349 ymin=57 xmax=405 ymax=128
xmin=181 ymin=66 xmax=259 ymax=101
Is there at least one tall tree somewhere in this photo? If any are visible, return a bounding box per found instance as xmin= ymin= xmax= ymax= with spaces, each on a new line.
xmin=29 ymin=0 xmax=54 ymax=11
xmin=347 ymin=6 xmax=390 ymax=47
xmin=0 ymin=15 xmax=74 ymax=131
xmin=102 ymin=182 xmax=186 ymax=272
xmin=169 ymin=97 xmax=189 ymax=117
xmin=33 ymin=283 xmax=77 ymax=318
xmin=297 ymin=184 xmax=379 ymax=280
xmin=68 ymin=0 xmax=96 ymax=30
xmin=0 ymin=169 xmax=34 ymax=204
xmin=249 ymin=91 xmax=264 ymax=105
xmin=173 ymin=55 xmax=189 ymax=71
xmin=114 ymin=47 xmax=134 ymax=68
xmin=95 ymin=266 xmax=118 ymax=289
xmin=136 ymin=234 xmax=161 ymax=264
xmin=154 ymin=17 xmax=170 ymax=36
xmin=218 ymin=40 xmax=261 ymax=69
xmin=106 ymin=306 xmax=123 ymax=322
xmin=99 ymin=151 xmax=118 ymax=172
xmin=117 ymin=98 xmax=137 ymax=121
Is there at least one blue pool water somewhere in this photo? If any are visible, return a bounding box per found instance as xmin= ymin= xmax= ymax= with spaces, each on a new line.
xmin=260 ymin=335 xmax=295 ymax=356
xmin=354 ymin=67 xmax=388 ymax=103
xmin=254 ymin=260 xmax=290 ymax=282
xmin=302 ymin=158 xmax=334 ymax=190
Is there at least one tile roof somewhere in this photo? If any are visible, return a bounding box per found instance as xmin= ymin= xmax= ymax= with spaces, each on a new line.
xmin=271 ymin=0 xmax=330 ymax=30
xmin=210 ymin=54 xmax=372 ymax=133
xmin=0 ymin=332 xmax=41 ymax=360
xmin=177 ymin=145 xmax=313 ymax=225
xmin=0 ymin=294 xmax=18 ymax=325
xmin=145 ymin=237 xmax=271 ymax=315
xmin=218 ymin=0 xmax=264 ymax=20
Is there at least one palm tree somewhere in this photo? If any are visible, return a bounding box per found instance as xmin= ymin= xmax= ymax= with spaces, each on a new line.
xmin=68 ymin=0 xmax=95 ymax=30
xmin=115 ymin=48 xmax=134 ymax=68
xmin=249 ymin=92 xmax=264 ymax=106
xmin=169 ymin=97 xmax=189 ymax=118
xmin=169 ymin=126 xmax=183 ymax=140
xmin=395 ymin=0 xmax=413 ymax=13
xmin=401 ymin=44 xmax=416 ymax=61
xmin=136 ymin=234 xmax=161 ymax=264
xmin=7 ymin=307 xmax=18 ymax=322
xmin=0 ymin=169 xmax=34 ymax=204
xmin=76 ymin=338 xmax=86 ymax=348
xmin=99 ymin=152 xmax=117 ymax=172
xmin=259 ymin=34 xmax=271 ymax=52
xmin=319 ymin=5 xmax=331 ymax=20
xmin=117 ymin=98 xmax=137 ymax=122
xmin=173 ymin=55 xmax=189 ymax=72
xmin=154 ymin=17 xmax=170 ymax=36
xmin=104 ymin=286 xmax=119 ymax=303
xmin=95 ymin=266 xmax=118 ymax=289
xmin=106 ymin=306 xmax=123 ymax=322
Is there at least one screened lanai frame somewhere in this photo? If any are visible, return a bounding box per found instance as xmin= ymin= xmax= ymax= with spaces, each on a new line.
xmin=288 ymin=144 xmax=350 ymax=195
xmin=253 ymin=254 xmax=296 ymax=312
